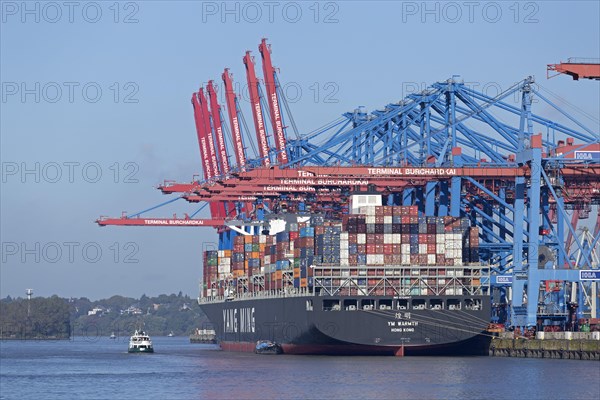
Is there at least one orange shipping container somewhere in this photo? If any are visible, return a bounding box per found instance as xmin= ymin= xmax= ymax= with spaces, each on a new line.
xmin=300 ymin=278 xmax=307 ymax=287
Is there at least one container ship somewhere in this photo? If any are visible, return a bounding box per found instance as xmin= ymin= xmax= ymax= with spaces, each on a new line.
xmin=199 ymin=200 xmax=491 ymax=356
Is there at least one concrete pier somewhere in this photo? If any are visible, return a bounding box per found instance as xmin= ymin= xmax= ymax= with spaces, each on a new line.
xmin=489 ymin=335 xmax=600 ymax=360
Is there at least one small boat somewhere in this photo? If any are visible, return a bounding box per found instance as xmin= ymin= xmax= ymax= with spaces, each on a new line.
xmin=254 ymin=340 xmax=282 ymax=355
xmin=128 ymin=330 xmax=154 ymax=353
xmin=167 ymin=331 xmax=174 ymax=337
xmin=109 ymin=332 xmax=117 ymax=340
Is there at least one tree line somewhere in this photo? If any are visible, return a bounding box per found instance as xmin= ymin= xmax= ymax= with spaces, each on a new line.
xmin=0 ymin=293 xmax=209 ymax=339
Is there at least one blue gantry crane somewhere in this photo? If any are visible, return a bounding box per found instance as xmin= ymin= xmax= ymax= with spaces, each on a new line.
xmin=97 ymin=41 xmax=600 ymax=331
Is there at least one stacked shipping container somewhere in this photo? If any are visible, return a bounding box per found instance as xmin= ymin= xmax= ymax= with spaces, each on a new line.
xmin=202 ymin=206 xmax=480 ymax=298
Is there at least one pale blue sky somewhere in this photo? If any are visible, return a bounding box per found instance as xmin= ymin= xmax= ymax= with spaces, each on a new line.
xmin=1 ymin=1 xmax=599 ymax=299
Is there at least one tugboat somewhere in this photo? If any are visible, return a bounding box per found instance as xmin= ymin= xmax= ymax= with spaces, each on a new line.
xmin=128 ymin=330 xmax=154 ymax=353
xmin=254 ymin=340 xmax=282 ymax=355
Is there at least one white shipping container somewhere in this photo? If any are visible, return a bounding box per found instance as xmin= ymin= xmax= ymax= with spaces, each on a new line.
xmin=421 ymin=288 xmax=429 ymax=295
xmin=218 ymin=265 xmax=231 ymax=274
xmin=264 ymin=255 xmax=271 ymax=264
xmin=290 ymin=242 xmax=295 ymax=251
xmin=447 ymin=270 xmax=455 ymax=276
xmin=446 ymin=288 xmax=455 ymax=295
xmin=456 ymin=288 xmax=463 ymax=295
xmin=402 ymin=254 xmax=411 ymax=265
xmin=436 ymin=235 xmax=445 ymax=244
xmin=384 ymin=234 xmax=393 ymax=244
xmin=401 ymin=244 xmax=411 ymax=254
xmin=218 ymin=257 xmax=231 ymax=265
xmin=340 ymin=250 xmax=349 ymax=258
xmin=340 ymin=241 xmax=349 ymax=250
xmin=358 ymin=206 xmax=375 ymax=216
xmin=445 ymin=250 xmax=453 ymax=258
xmin=455 ymin=269 xmax=464 ymax=277
xmin=357 ymin=234 xmax=366 ymax=244
xmin=392 ymin=234 xmax=402 ymax=243
xmin=384 ymin=216 xmax=393 ymax=224
xmin=436 ymin=244 xmax=445 ymax=253
xmin=340 ymin=232 xmax=349 ymax=240
xmin=366 ymin=216 xmax=376 ymax=224
xmin=438 ymin=279 xmax=446 ymax=285
xmin=453 ymin=258 xmax=463 ymax=266
xmin=367 ymin=254 xmax=384 ymax=265
xmin=419 ymin=244 xmax=427 ymax=254
xmin=218 ymin=250 xmax=225 ymax=257
xmin=259 ymin=235 xmax=266 ymax=244
xmin=340 ymin=259 xmax=350 ymax=267
xmin=427 ymin=254 xmax=436 ymax=265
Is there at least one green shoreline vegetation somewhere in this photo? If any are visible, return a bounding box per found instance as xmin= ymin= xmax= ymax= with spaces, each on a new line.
xmin=0 ymin=293 xmax=209 ymax=339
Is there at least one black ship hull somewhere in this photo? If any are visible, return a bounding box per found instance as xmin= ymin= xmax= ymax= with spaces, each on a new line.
xmin=199 ymin=295 xmax=491 ymax=356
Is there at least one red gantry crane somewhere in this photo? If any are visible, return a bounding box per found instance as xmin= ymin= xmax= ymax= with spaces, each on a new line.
xmin=243 ymin=50 xmax=271 ymax=167
xmin=222 ymin=68 xmax=247 ymax=172
xmin=259 ymin=38 xmax=289 ymax=164
xmin=547 ymin=58 xmax=600 ymax=80
xmin=207 ymin=80 xmax=230 ymax=175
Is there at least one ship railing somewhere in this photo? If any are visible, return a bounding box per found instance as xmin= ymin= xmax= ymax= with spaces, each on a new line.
xmin=199 ymin=287 xmax=315 ymax=303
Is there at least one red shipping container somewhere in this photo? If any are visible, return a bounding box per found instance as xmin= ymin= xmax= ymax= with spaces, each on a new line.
xmin=366 ymin=244 xmax=376 ymax=254
xmin=419 ymin=234 xmax=428 ymax=244
xmin=427 ymin=244 xmax=436 ymax=253
xmin=375 ymin=244 xmax=384 ymax=254
xmin=357 ymin=244 xmax=366 ymax=254
xmin=375 ymin=234 xmax=384 ymax=244
xmin=289 ymin=231 xmax=299 ymax=240
xmin=427 ymin=234 xmax=436 ymax=243
xmin=401 ymin=234 xmax=410 ymax=243
xmin=384 ymin=244 xmax=393 ymax=254
xmin=348 ymin=233 xmax=357 ymax=243
xmin=392 ymin=244 xmax=401 ymax=253
xmin=367 ymin=234 xmax=377 ymax=244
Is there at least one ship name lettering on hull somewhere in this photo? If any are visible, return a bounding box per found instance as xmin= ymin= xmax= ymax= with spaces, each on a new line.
xmin=223 ymin=307 xmax=255 ymax=333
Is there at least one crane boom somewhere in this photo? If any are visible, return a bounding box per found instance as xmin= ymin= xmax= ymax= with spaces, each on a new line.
xmin=97 ymin=216 xmax=227 ymax=227
xmin=259 ymin=38 xmax=288 ymax=164
xmin=222 ymin=68 xmax=247 ymax=172
xmin=191 ymin=93 xmax=214 ymax=180
xmin=207 ymin=80 xmax=230 ymax=175
xmin=547 ymin=58 xmax=600 ymax=80
xmin=243 ymin=51 xmax=271 ymax=167
xmin=198 ymin=88 xmax=220 ymax=177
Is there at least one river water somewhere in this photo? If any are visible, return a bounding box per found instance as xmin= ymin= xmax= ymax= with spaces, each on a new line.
xmin=1 ymin=337 xmax=598 ymax=399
